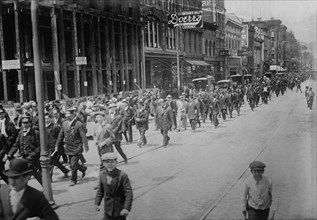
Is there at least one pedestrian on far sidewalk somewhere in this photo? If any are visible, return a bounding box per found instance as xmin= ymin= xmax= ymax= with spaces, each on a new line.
xmin=242 ymin=161 xmax=274 ymax=220
xmin=307 ymin=87 xmax=315 ymax=110
xmin=95 ymin=153 xmax=133 ymax=220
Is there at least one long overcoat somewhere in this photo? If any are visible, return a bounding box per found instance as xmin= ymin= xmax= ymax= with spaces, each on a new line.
xmin=156 ymin=105 xmax=174 ymax=131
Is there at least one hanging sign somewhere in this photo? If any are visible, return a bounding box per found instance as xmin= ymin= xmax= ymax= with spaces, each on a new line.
xmin=2 ymin=60 xmax=21 ymax=70
xmin=168 ymin=11 xmax=203 ymax=29
xmin=75 ymin=57 xmax=87 ymax=65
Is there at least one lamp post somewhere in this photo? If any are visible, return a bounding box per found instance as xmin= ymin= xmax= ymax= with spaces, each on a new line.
xmin=31 ymin=0 xmax=55 ymax=206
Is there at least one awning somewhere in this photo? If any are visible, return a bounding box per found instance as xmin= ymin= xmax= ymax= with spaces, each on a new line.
xmin=185 ymin=60 xmax=211 ymax=66
xmin=270 ymin=65 xmax=286 ymax=72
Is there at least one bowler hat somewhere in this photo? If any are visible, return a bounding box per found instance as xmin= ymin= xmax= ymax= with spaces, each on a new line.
xmin=249 ymin=161 xmax=266 ymax=170
xmin=101 ymin=152 xmax=118 ymax=161
xmin=3 ymin=159 xmax=33 ymax=177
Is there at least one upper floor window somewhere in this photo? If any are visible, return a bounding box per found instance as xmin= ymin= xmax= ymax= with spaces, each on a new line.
xmin=144 ymin=16 xmax=161 ymax=48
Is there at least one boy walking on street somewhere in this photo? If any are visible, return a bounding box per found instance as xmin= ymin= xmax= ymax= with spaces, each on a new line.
xmin=95 ymin=153 xmax=133 ymax=220
xmin=242 ymin=161 xmax=274 ymax=220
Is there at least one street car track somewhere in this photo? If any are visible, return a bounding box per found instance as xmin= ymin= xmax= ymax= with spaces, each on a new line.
xmin=198 ymin=95 xmax=297 ymax=220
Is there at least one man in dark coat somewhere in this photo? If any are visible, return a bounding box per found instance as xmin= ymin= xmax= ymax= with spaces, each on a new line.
xmin=0 ymin=108 xmax=18 ymax=151
xmin=156 ymin=99 xmax=175 ymax=147
xmin=121 ymin=99 xmax=134 ymax=144
xmin=0 ymin=133 xmax=9 ymax=183
xmin=109 ymin=106 xmax=128 ymax=164
xmin=55 ymin=107 xmax=89 ymax=186
xmin=51 ymin=109 xmax=68 ymax=164
xmin=134 ymin=100 xmax=149 ymax=148
xmin=95 ymin=153 xmax=133 ymax=220
xmin=7 ymin=114 xmax=42 ymax=185
xmin=0 ymin=158 xmax=59 ymax=220
xmin=45 ymin=114 xmax=69 ymax=179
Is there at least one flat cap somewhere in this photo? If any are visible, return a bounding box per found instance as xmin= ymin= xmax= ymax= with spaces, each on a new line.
xmin=108 ymin=103 xmax=116 ymax=109
xmin=249 ymin=161 xmax=266 ymax=170
xmin=101 ymin=152 xmax=117 ymax=161
xmin=94 ymin=111 xmax=105 ymax=117
xmin=22 ymin=103 xmax=31 ymax=109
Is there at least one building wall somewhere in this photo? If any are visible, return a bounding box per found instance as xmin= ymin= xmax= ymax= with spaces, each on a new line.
xmin=0 ymin=0 xmax=142 ymax=102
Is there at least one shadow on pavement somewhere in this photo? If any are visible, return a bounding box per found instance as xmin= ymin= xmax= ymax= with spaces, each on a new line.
xmin=52 ymin=188 xmax=68 ymax=195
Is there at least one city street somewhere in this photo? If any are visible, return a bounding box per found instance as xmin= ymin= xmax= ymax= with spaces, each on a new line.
xmin=26 ymin=81 xmax=316 ymax=220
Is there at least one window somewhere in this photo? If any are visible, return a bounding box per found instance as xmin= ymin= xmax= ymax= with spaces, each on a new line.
xmin=144 ymin=16 xmax=161 ymax=49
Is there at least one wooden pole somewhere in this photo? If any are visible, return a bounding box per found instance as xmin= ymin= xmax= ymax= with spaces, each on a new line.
xmin=105 ymin=17 xmax=111 ymax=94
xmin=51 ymin=6 xmax=61 ymax=100
xmin=141 ymin=24 xmax=146 ymax=89
xmin=72 ymin=10 xmax=80 ymax=97
xmin=96 ymin=16 xmax=103 ymax=94
xmin=14 ymin=0 xmax=24 ymax=103
xmin=31 ymin=0 xmax=55 ymax=206
xmin=135 ymin=25 xmax=140 ymax=88
xmin=131 ymin=23 xmax=136 ymax=90
xmin=80 ymin=13 xmax=87 ymax=96
xmin=89 ymin=15 xmax=98 ymax=95
xmin=0 ymin=2 xmax=8 ymax=101
xmin=118 ymin=19 xmax=124 ymax=92
xmin=58 ymin=8 xmax=68 ymax=98
xmin=111 ymin=19 xmax=117 ymax=93
xmin=123 ymin=21 xmax=129 ymax=91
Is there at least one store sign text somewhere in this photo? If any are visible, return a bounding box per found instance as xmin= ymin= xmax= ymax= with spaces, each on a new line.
xmin=168 ymin=11 xmax=203 ymax=29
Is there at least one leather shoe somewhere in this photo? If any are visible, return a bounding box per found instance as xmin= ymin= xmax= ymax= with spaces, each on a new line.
xmin=82 ymin=166 xmax=87 ymax=178
xmin=69 ymin=181 xmax=76 ymax=186
xmin=63 ymin=170 xmax=69 ymax=178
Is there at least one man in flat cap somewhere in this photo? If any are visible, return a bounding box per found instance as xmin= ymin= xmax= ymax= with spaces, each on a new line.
xmin=242 ymin=161 xmax=274 ymax=220
xmin=55 ymin=107 xmax=89 ymax=186
xmin=95 ymin=153 xmax=133 ymax=220
xmin=0 ymin=158 xmax=59 ymax=219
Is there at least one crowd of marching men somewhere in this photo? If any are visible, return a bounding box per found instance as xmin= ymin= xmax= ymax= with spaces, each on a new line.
xmin=0 ymin=72 xmax=314 ymax=188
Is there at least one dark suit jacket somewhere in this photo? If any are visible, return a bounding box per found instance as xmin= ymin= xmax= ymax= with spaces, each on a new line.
xmin=134 ymin=108 xmax=149 ymax=131
xmin=3 ymin=119 xmax=18 ymax=149
xmin=156 ymin=106 xmax=174 ymax=131
xmin=8 ymin=129 xmax=40 ymax=162
xmin=55 ymin=118 xmax=89 ymax=155
xmin=95 ymin=168 xmax=133 ymax=217
xmin=46 ymin=123 xmax=61 ymax=153
xmin=0 ymin=184 xmax=59 ymax=220
xmin=111 ymin=115 xmax=123 ymax=142
xmin=0 ymin=134 xmax=8 ymax=162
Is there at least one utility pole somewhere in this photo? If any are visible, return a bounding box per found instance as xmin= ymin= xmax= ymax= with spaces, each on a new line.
xmin=176 ymin=28 xmax=180 ymax=97
xmin=31 ymin=0 xmax=55 ymax=207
